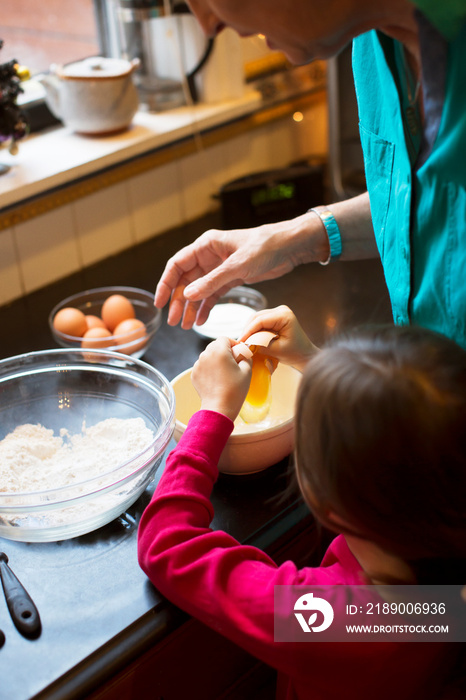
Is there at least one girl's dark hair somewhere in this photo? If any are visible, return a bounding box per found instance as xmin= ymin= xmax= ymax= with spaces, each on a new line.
xmin=295 ymin=324 xmax=466 ymax=583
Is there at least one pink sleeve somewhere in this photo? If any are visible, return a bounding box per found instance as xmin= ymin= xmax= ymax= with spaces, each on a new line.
xmin=137 ymin=411 xmax=351 ymax=674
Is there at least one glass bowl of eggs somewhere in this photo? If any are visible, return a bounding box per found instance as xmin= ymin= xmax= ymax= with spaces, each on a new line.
xmin=49 ymin=286 xmax=162 ymax=359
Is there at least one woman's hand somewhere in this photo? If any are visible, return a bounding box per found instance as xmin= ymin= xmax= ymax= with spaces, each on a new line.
xmin=191 ymin=337 xmax=252 ymax=421
xmin=239 ymin=305 xmax=319 ymax=372
xmin=154 ymin=213 xmax=330 ymax=329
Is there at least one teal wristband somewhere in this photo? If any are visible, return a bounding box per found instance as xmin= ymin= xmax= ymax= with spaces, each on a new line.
xmin=309 ymin=207 xmax=342 ymax=265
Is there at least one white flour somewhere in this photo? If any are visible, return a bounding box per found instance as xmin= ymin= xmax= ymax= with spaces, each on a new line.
xmin=0 ymin=418 xmax=155 ymax=494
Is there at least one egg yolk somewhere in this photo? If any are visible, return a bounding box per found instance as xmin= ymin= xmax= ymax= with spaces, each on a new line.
xmin=245 ymin=354 xmax=271 ymax=407
xmin=240 ymin=351 xmax=273 ymax=423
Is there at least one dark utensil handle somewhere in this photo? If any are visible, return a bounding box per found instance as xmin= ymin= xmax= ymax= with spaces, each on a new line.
xmin=0 ymin=553 xmax=41 ymax=638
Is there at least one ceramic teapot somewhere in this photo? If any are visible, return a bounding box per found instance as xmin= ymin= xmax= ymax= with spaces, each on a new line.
xmin=38 ymin=56 xmax=140 ymax=135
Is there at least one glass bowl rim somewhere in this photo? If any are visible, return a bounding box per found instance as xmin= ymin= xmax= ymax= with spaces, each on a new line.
xmin=0 ymin=347 xmax=175 ymax=504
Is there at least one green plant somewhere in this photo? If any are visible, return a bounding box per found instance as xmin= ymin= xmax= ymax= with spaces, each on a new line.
xmin=0 ymin=39 xmax=29 ymax=154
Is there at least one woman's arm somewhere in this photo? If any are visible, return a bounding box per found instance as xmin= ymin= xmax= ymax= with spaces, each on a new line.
xmin=312 ymin=191 xmax=377 ymax=262
xmin=155 ymin=191 xmax=377 ymax=329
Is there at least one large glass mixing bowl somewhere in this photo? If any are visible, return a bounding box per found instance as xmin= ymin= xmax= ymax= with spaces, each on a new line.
xmin=0 ymin=349 xmax=175 ymax=542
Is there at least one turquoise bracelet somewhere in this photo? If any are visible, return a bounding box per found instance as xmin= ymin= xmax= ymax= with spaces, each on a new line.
xmin=309 ymin=207 xmax=342 ymax=265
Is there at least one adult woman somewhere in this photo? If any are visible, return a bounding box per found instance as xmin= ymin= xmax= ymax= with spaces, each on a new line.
xmin=154 ymin=0 xmax=466 ymax=347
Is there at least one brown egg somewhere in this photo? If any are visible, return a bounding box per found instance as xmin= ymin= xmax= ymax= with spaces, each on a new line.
xmin=113 ymin=318 xmax=147 ymax=354
xmin=85 ymin=314 xmax=107 ymax=331
xmin=53 ymin=307 xmax=88 ymax=337
xmin=81 ymin=327 xmax=114 ymax=349
xmin=101 ymin=294 xmax=135 ymax=332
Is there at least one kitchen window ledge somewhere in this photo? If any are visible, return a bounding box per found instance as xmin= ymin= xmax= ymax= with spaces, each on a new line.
xmin=0 ymin=89 xmax=264 ymax=220
xmin=0 ymin=79 xmax=329 ymax=234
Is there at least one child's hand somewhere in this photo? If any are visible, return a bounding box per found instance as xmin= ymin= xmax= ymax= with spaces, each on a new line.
xmin=238 ymin=305 xmax=319 ymax=372
xmin=191 ymin=337 xmax=252 ymax=421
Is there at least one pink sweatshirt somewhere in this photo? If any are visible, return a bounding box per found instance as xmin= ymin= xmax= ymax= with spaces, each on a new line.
xmin=138 ymin=411 xmax=454 ymax=700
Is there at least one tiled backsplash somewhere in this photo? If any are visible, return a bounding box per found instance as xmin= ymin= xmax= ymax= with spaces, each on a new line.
xmin=0 ymin=102 xmax=327 ymax=306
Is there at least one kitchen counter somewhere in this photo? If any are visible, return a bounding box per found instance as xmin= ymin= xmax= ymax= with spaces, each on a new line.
xmin=0 ymin=212 xmax=393 ymax=699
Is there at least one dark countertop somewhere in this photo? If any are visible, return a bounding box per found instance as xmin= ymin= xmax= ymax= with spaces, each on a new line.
xmin=0 ymin=212 xmax=393 ymax=699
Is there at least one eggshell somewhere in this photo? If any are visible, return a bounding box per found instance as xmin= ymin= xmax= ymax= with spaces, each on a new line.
xmin=81 ymin=327 xmax=114 ymax=349
xmin=85 ymin=314 xmax=107 ymax=331
xmin=232 ymin=343 xmax=254 ymax=362
xmin=53 ymin=307 xmax=88 ymax=337
xmin=113 ymin=318 xmax=147 ymax=354
xmin=101 ymin=294 xmax=135 ymax=332
xmin=243 ymin=330 xmax=278 ymax=348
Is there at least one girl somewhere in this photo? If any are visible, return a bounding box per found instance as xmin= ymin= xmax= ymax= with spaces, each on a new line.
xmin=138 ymin=307 xmax=466 ymax=699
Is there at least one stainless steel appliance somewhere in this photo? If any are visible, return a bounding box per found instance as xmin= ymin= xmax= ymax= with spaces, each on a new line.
xmin=98 ymin=0 xmax=213 ymax=110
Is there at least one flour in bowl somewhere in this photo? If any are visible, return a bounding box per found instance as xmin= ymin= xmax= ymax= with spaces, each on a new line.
xmin=0 ymin=418 xmax=155 ymax=494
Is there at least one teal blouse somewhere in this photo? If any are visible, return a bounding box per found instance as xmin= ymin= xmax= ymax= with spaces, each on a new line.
xmin=352 ymin=7 xmax=466 ymax=347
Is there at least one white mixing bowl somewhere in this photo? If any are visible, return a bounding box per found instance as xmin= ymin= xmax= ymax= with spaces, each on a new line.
xmin=171 ymin=363 xmax=302 ymax=474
